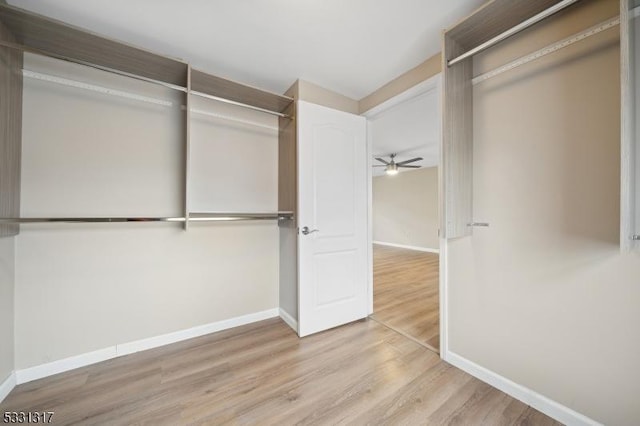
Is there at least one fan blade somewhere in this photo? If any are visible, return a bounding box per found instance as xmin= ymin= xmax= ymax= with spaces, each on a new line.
xmin=373 ymin=165 xmax=387 ymax=167
xmin=396 ymin=157 xmax=423 ymax=166
xmin=399 ymin=165 xmax=421 ymax=168
xmin=375 ymin=157 xmax=390 ymax=165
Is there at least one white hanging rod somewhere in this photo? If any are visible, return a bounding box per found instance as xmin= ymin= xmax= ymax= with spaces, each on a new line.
xmin=448 ymin=0 xmax=580 ymax=67
xmin=0 ymin=212 xmax=294 ymax=224
xmin=22 ymin=69 xmax=174 ymax=106
xmin=189 ymin=90 xmax=292 ymax=119
xmin=22 ymin=69 xmax=279 ymax=129
xmin=189 ymin=212 xmax=293 ymax=221
xmin=472 ymin=16 xmax=619 ymax=85
xmin=0 ymin=39 xmax=293 ymax=119
xmin=188 ymin=108 xmax=279 ymax=131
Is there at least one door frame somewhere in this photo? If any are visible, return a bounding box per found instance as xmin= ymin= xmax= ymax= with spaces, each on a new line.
xmin=361 ymin=72 xmax=447 ymax=357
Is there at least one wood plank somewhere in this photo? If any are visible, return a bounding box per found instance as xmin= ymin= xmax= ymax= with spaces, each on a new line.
xmin=278 ymin=102 xmax=297 ymax=214
xmin=191 ymin=68 xmax=293 ymax=114
xmin=442 ymin=34 xmax=473 ymax=238
xmin=445 ymin=0 xmax=570 ymax=50
xmin=278 ymin=101 xmax=298 ymax=323
xmin=0 ymin=18 xmax=22 ymax=237
xmin=0 ymin=3 xmax=188 ymax=87
xmin=371 ymin=244 xmax=439 ymax=350
xmin=0 ymin=318 xmax=561 ymax=425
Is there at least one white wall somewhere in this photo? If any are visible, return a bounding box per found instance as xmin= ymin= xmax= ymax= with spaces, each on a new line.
xmin=0 ymin=237 xmax=14 ymax=383
xmin=14 ymin=54 xmax=279 ymax=369
xmin=372 ymin=167 xmax=439 ymax=250
xmin=448 ymin=1 xmax=640 ymax=424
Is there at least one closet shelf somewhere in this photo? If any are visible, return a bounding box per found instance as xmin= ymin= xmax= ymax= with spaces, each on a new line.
xmin=0 ymin=3 xmax=295 ymax=117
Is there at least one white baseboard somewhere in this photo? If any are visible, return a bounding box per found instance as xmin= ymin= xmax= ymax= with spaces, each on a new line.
xmin=373 ymin=241 xmax=439 ymax=254
xmin=15 ymin=308 xmax=279 ymax=385
xmin=0 ymin=371 xmax=16 ymax=403
xmin=444 ymin=350 xmax=601 ymax=426
xmin=279 ymin=308 xmax=298 ymax=333
xmin=117 ymin=308 xmax=279 ymax=356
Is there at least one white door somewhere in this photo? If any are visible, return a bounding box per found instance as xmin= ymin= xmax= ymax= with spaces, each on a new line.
xmin=297 ymin=101 xmax=368 ymax=337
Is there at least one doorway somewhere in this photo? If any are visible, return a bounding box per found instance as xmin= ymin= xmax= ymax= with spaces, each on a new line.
xmin=364 ymin=74 xmax=442 ymax=353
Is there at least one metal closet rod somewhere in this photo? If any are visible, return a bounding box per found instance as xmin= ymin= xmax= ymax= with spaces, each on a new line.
xmin=447 ymin=0 xmax=580 ymax=67
xmin=0 ymin=212 xmax=294 ymax=224
xmin=0 ymin=39 xmax=293 ymax=119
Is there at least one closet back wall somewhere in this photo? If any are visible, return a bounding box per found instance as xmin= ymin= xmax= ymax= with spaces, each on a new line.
xmin=14 ymin=54 xmax=279 ymax=370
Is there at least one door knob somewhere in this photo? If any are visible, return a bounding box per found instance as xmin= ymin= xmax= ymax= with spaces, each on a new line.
xmin=301 ymin=226 xmax=319 ymax=235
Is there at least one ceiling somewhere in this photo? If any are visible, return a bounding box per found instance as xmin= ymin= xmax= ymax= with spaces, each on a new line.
xmin=369 ymin=87 xmax=439 ymax=176
xmin=8 ymin=0 xmax=484 ymax=100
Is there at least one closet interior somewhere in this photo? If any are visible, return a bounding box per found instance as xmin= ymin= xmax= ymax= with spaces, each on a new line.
xmin=0 ymin=2 xmax=296 ymax=234
xmin=443 ymin=0 xmax=639 ymax=250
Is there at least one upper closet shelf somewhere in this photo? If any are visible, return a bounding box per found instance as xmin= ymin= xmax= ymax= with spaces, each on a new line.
xmin=191 ymin=69 xmax=293 ymax=116
xmin=446 ymin=0 xmax=574 ymax=65
xmin=0 ymin=3 xmax=188 ymax=86
xmin=0 ymin=3 xmax=294 ymax=116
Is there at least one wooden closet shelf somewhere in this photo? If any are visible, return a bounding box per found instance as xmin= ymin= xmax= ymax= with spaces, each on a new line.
xmin=191 ymin=69 xmax=293 ymax=115
xmin=445 ymin=0 xmax=570 ymax=51
xmin=0 ymin=3 xmax=188 ymax=87
xmin=0 ymin=3 xmax=295 ymax=117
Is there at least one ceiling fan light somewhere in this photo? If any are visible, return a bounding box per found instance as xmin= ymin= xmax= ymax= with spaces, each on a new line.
xmin=385 ymin=163 xmax=399 ymax=175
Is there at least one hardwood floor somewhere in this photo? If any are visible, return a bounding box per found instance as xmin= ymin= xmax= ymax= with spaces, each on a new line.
xmin=0 ymin=318 xmax=560 ymax=425
xmin=372 ymin=244 xmax=440 ymax=350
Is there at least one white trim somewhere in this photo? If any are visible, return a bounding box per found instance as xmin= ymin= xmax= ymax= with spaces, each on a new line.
xmin=15 ymin=308 xmax=279 ymax=384
xmin=372 ymin=240 xmax=439 ymax=254
xmin=0 ymin=372 xmax=16 ymax=403
xmin=436 ymin=74 xmax=447 ymax=359
xmin=117 ymin=308 xmax=278 ymax=356
xmin=445 ymin=351 xmax=602 ymax=426
xmin=279 ymin=308 xmax=298 ymax=333
xmin=16 ymin=347 xmax=117 ymax=384
xmin=366 ymin=120 xmax=374 ymax=315
xmin=361 ymin=73 xmax=442 ymax=118
xmin=438 ymin=238 xmax=448 ymax=357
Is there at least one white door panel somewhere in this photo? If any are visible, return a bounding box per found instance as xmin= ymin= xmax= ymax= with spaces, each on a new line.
xmin=298 ymin=101 xmax=368 ymax=337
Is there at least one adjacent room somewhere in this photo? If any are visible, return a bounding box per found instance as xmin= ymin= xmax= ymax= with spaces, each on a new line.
xmin=365 ymin=78 xmax=441 ymax=351
xmin=0 ymin=0 xmax=638 ymax=425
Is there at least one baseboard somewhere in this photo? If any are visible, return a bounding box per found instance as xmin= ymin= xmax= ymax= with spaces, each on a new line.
xmin=117 ymin=308 xmax=279 ymax=356
xmin=15 ymin=308 xmax=279 ymax=385
xmin=0 ymin=372 xmax=16 ymax=403
xmin=373 ymin=241 xmax=439 ymax=254
xmin=444 ymin=350 xmax=602 ymax=426
xmin=279 ymin=308 xmax=298 ymax=333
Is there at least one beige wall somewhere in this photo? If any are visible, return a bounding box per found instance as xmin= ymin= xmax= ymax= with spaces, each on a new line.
xmin=373 ymin=167 xmax=439 ymax=249
xmin=0 ymin=237 xmax=15 ymax=383
xmin=359 ymin=53 xmax=441 ymax=114
xmin=286 ymin=79 xmax=359 ymax=114
xmin=14 ymin=54 xmax=279 ymax=369
xmin=448 ymin=0 xmax=640 ymax=424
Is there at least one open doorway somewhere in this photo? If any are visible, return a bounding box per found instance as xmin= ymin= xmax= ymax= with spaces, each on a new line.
xmin=364 ymin=75 xmax=441 ymax=353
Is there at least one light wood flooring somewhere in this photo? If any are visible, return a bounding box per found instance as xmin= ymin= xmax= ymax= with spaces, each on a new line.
xmin=1 ymin=318 xmax=560 ymax=425
xmin=372 ymin=244 xmax=440 ymax=350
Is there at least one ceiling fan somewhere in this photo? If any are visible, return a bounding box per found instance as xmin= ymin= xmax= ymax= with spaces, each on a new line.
xmin=374 ymin=154 xmax=423 ymax=175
